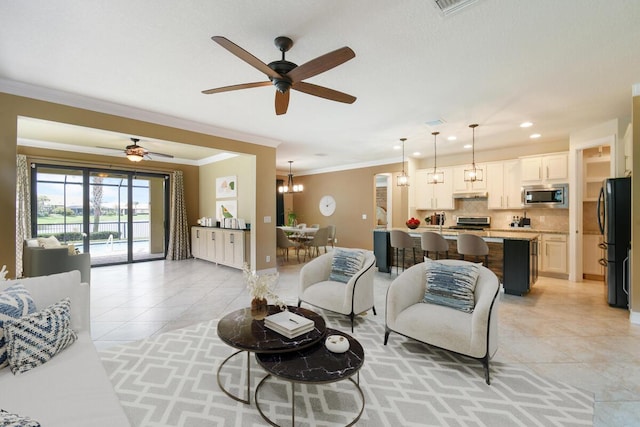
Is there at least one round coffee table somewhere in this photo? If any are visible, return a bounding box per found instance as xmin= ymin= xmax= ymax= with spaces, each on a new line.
xmin=216 ymin=305 xmax=326 ymax=404
xmin=254 ymin=328 xmax=365 ymax=426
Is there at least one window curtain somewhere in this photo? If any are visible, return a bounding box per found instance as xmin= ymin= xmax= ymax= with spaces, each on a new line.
xmin=15 ymin=155 xmax=32 ymax=277
xmin=166 ymin=170 xmax=191 ymax=260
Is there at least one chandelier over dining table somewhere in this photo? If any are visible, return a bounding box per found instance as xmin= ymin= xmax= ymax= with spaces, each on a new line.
xmin=278 ymin=160 xmax=303 ymax=193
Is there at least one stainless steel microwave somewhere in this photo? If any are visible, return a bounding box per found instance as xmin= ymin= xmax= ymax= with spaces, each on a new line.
xmin=522 ymin=184 xmax=569 ymax=208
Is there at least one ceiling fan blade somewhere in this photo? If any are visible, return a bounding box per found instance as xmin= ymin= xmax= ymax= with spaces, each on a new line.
xmin=292 ymin=81 xmax=356 ymax=104
xmin=147 ymin=151 xmax=174 ymax=158
xmin=202 ymin=81 xmax=271 ymax=94
xmin=287 ymin=47 xmax=355 ymax=83
xmin=211 ymin=36 xmax=282 ymax=80
xmin=275 ymin=90 xmax=290 ymax=115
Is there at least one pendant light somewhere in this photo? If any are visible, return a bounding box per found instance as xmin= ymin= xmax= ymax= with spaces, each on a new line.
xmin=426 ymin=131 xmax=444 ymax=184
xmin=464 ymin=124 xmax=483 ymax=182
xmin=396 ymin=138 xmax=409 ymax=187
xmin=278 ymin=161 xmax=303 ymax=193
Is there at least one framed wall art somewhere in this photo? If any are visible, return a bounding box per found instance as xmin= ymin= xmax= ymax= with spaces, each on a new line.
xmin=216 ymin=200 xmax=237 ymax=221
xmin=216 ymin=175 xmax=237 ymax=198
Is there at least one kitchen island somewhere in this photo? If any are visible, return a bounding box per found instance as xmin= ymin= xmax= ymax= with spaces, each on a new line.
xmin=373 ymin=228 xmax=539 ymax=296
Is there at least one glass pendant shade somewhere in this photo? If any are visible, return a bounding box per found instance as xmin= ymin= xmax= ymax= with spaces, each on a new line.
xmin=464 ymin=124 xmax=483 ymax=182
xmin=397 ymin=137 xmax=409 ymax=187
xmin=426 ymin=131 xmax=444 ymax=184
xmin=278 ymin=161 xmax=303 ymax=193
xmin=126 ymin=153 xmax=144 ymax=162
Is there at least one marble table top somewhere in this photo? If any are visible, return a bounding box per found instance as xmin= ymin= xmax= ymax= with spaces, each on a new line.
xmin=255 ymin=328 xmax=364 ymax=384
xmin=217 ymin=305 xmax=326 ymax=353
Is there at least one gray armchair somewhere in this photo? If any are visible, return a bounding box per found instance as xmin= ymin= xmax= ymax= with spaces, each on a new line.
xmin=22 ymin=242 xmax=91 ymax=284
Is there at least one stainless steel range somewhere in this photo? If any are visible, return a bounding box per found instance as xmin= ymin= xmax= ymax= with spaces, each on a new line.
xmin=449 ymin=216 xmax=491 ymax=230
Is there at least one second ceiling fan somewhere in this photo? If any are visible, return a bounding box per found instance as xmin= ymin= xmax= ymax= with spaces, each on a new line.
xmin=202 ymin=36 xmax=357 ymax=115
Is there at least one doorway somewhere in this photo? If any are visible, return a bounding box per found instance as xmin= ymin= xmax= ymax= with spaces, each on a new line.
xmin=31 ymin=164 xmax=169 ymax=266
xmin=375 ymin=173 xmax=392 ymax=228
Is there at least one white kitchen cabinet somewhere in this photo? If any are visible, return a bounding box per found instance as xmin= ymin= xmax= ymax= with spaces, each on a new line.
xmin=192 ymin=226 xmax=249 ymax=269
xmin=486 ymin=160 xmax=522 ymax=209
xmin=521 ymin=153 xmax=568 ymax=184
xmin=540 ymin=233 xmax=568 ymax=275
xmin=414 ymin=168 xmax=454 ymax=210
xmin=583 ymin=234 xmax=605 ymax=278
xmin=453 ymin=164 xmax=487 ymax=193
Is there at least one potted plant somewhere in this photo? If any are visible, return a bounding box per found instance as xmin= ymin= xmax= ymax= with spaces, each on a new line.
xmin=287 ymin=211 xmax=297 ymax=227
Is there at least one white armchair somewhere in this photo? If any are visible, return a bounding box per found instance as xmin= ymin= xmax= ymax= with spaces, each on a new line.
xmin=298 ymin=250 xmax=376 ymax=331
xmin=384 ymin=259 xmax=500 ymax=384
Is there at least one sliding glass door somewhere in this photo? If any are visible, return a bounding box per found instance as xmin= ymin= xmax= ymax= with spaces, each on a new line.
xmin=32 ymin=165 xmax=169 ymax=266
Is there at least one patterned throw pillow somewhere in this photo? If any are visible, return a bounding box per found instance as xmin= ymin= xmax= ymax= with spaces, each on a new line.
xmin=0 ymin=409 xmax=40 ymax=426
xmin=4 ymin=298 xmax=77 ymax=375
xmin=0 ymin=284 xmax=37 ymax=369
xmin=423 ymin=259 xmax=480 ymax=313
xmin=329 ymin=249 xmax=366 ymax=283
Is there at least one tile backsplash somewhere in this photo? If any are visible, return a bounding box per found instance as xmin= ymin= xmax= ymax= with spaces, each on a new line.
xmin=416 ymin=198 xmax=569 ymax=231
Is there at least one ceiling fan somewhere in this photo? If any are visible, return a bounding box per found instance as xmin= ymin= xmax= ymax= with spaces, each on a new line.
xmin=99 ymin=138 xmax=174 ymax=162
xmin=202 ymin=36 xmax=357 ymax=115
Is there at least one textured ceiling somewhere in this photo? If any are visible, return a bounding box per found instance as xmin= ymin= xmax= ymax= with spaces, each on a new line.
xmin=1 ymin=0 xmax=639 ymax=173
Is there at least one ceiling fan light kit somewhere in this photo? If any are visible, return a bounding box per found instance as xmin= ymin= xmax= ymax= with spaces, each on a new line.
xmin=464 ymin=124 xmax=483 ymax=182
xmin=202 ymin=36 xmax=357 ymax=115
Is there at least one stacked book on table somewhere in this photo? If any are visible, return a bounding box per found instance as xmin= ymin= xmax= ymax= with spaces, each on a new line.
xmin=264 ymin=311 xmax=314 ymax=339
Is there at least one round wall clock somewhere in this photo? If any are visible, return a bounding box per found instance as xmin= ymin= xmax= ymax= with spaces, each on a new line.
xmin=319 ymin=195 xmax=336 ymax=216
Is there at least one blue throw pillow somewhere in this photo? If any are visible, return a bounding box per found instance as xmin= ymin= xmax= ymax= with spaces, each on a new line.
xmin=423 ymin=259 xmax=479 ymax=313
xmin=0 ymin=284 xmax=37 ymax=369
xmin=5 ymin=297 xmax=77 ymax=375
xmin=329 ymin=249 xmax=366 ymax=283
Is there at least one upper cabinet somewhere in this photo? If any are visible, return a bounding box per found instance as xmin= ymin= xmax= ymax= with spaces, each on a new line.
xmin=520 ymin=153 xmax=568 ymax=184
xmin=486 ymin=160 xmax=522 ymax=209
xmin=414 ymin=168 xmax=454 ymax=210
xmin=452 ymin=163 xmax=487 ymax=193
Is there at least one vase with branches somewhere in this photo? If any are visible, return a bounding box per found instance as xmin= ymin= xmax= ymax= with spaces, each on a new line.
xmin=242 ymin=263 xmax=285 ymax=319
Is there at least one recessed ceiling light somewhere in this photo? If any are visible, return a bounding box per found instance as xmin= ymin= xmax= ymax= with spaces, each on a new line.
xmin=447 ymin=136 xmax=457 ymax=141
xmin=413 ymin=151 xmax=421 ymax=156
xmin=520 ymin=122 xmax=533 ymax=128
xmin=530 ymin=133 xmax=541 ymax=139
xmin=393 ymin=145 xmax=401 ymax=150
xmin=463 ymin=144 xmax=472 ymax=149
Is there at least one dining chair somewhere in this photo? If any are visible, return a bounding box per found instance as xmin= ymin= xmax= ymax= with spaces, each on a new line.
xmin=276 ymin=227 xmax=301 ymax=262
xmin=303 ymin=227 xmax=330 ymax=261
xmin=420 ymin=231 xmax=449 ymax=260
xmin=327 ymin=225 xmax=336 ymax=248
xmin=457 ymin=233 xmax=489 ymax=266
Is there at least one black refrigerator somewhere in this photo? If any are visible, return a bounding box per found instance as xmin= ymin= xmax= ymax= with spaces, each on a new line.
xmin=597 ymin=177 xmax=631 ymax=308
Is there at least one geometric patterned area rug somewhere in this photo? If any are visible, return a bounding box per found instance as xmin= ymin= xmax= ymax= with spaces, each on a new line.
xmin=100 ymin=312 xmax=594 ymax=427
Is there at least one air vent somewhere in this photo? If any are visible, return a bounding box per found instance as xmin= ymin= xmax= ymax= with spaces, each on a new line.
xmin=433 ymin=0 xmax=480 ymax=16
xmin=425 ymin=118 xmax=445 ymax=127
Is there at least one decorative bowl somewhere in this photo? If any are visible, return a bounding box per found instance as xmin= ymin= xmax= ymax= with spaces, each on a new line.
xmin=406 ymin=222 xmax=419 ymax=229
xmin=325 ymin=335 xmax=350 ymax=353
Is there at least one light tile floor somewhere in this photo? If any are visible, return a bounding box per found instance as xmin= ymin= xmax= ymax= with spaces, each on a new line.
xmin=91 ymin=254 xmax=640 ymax=426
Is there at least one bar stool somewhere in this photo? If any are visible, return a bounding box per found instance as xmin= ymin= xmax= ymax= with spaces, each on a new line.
xmin=390 ymin=230 xmax=416 ymax=274
xmin=420 ymin=231 xmax=449 ymax=260
xmin=457 ymin=233 xmax=489 ymax=266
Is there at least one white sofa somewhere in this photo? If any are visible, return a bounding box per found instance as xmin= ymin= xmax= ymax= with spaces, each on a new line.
xmin=0 ymin=271 xmax=130 ymax=426
xmin=384 ymin=259 xmax=500 ymax=384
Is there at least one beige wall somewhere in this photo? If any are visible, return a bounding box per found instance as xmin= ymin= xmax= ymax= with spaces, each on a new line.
xmin=288 ymin=164 xmax=404 ymax=250
xmin=0 ymin=92 xmax=276 ymax=275
xmin=199 ymin=155 xmax=255 ymax=223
